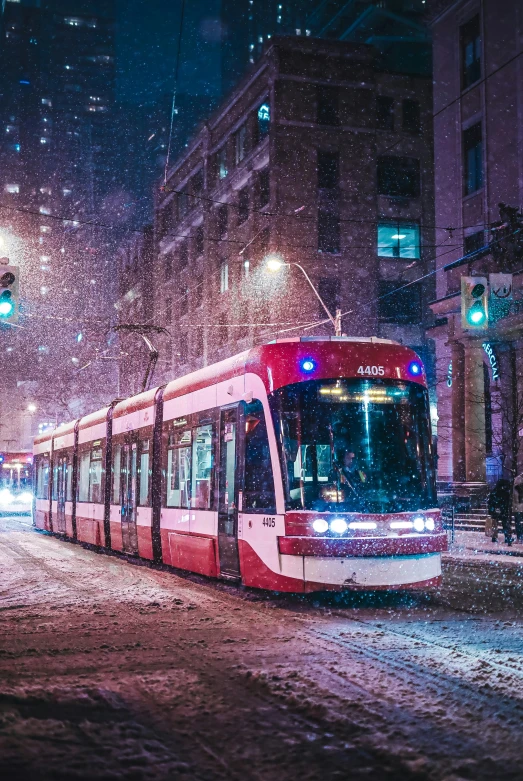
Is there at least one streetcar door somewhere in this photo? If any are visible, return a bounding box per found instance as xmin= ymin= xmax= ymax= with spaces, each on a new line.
xmin=56 ymin=454 xmax=67 ymax=533
xmin=217 ymin=407 xmax=240 ymax=579
xmin=121 ymin=440 xmax=139 ymax=555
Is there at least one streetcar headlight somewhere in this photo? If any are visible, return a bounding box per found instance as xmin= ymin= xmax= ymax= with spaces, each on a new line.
xmin=390 ymin=521 xmax=413 ymax=530
xmin=0 ymin=489 xmax=14 ymax=506
xmin=348 ymin=521 xmax=377 ymax=530
xmin=412 ymin=516 xmax=425 ymax=532
xmin=330 ymin=518 xmax=348 ymax=534
xmin=312 ymin=518 xmax=329 ymax=534
xmin=425 ymin=517 xmax=435 ymax=531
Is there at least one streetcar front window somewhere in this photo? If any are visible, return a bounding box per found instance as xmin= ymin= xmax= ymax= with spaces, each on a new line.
xmin=270 ymin=378 xmax=436 ymax=513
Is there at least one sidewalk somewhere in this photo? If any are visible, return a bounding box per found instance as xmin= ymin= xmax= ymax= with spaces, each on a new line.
xmin=444 ymin=530 xmax=523 ymax=568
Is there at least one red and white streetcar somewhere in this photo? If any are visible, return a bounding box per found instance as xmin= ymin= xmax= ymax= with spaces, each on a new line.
xmin=33 ymin=337 xmax=446 ymax=591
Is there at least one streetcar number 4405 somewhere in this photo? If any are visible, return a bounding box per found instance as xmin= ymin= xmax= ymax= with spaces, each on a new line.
xmin=357 ymin=365 xmax=385 ymax=376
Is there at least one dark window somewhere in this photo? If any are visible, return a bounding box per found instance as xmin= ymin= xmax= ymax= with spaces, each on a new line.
xmin=378 ymin=156 xmax=420 ymax=198
xmin=192 ymin=168 xmax=204 ymax=195
xmin=180 ymin=285 xmax=188 ymax=316
xmin=461 ymin=15 xmax=481 ymax=89
xmin=464 ymin=231 xmax=485 ymax=255
xmin=179 ymin=239 xmax=188 ymax=268
xmin=192 ymin=329 xmax=204 ymax=357
xmin=35 ymin=454 xmax=50 ymax=500
xmin=179 ymin=333 xmax=188 ymax=362
xmin=238 ymin=187 xmax=249 ymax=224
xmin=378 ymin=280 xmax=422 ymax=324
xmin=165 ymin=297 xmax=172 ymax=323
xmin=217 ymin=313 xmax=227 ymax=345
xmin=259 ymin=168 xmax=270 ymax=207
xmin=257 ymin=102 xmax=270 ymax=140
xmin=178 ymin=189 xmax=188 ymax=220
xmin=243 ymin=399 xmax=276 ymax=513
xmin=164 ymin=254 xmax=173 ymax=280
xmin=195 ymin=225 xmax=204 ymax=256
xmin=377 ymin=96 xmax=394 ymax=131
xmin=235 ymin=124 xmax=247 ymax=164
xmin=463 ymin=123 xmax=483 ymax=194
xmin=402 ymin=99 xmax=421 ymax=133
xmin=193 ymin=276 xmax=203 ymax=308
xmin=318 ymin=277 xmax=339 ymax=320
xmin=317 ymin=85 xmax=339 ymax=126
xmin=318 ymin=211 xmax=340 ymax=253
xmin=216 ymin=204 xmax=228 ymax=238
xmin=317 ymin=151 xmax=339 ymax=189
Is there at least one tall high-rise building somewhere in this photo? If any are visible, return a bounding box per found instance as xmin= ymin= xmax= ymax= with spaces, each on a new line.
xmin=0 ymin=0 xmax=119 ymax=450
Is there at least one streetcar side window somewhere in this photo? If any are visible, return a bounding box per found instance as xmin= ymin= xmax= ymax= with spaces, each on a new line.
xmin=112 ymin=442 xmax=121 ymax=504
xmin=89 ymin=445 xmax=103 ymax=503
xmin=52 ymin=458 xmax=59 ymax=500
xmin=166 ymin=424 xmax=191 ymax=508
xmin=191 ymin=424 xmax=214 ymax=509
xmin=78 ymin=449 xmax=90 ymax=502
xmin=243 ymin=400 xmax=276 ymax=513
xmin=65 ymin=453 xmax=73 ymax=502
xmin=36 ymin=454 xmax=50 ymax=500
xmin=138 ymin=438 xmax=151 ymax=506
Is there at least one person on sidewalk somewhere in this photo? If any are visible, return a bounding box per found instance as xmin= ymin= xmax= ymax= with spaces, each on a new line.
xmin=488 ymin=479 xmax=513 ymax=545
xmin=513 ymin=473 xmax=523 ymax=543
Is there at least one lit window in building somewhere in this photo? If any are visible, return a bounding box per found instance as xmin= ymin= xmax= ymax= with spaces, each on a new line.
xmin=39 ymin=206 xmax=50 ymax=215
xmin=40 ymin=286 xmax=48 ymax=295
xmin=39 ymin=186 xmax=51 ymax=194
xmin=258 ymin=35 xmax=263 ymax=43
xmin=296 ymin=28 xmax=301 ymax=35
xmin=217 ymin=146 xmax=228 ymax=179
xmin=40 ymin=226 xmax=51 ymax=233
xmin=40 ymin=137 xmax=48 ymax=144
xmin=220 ymin=262 xmax=229 ymax=293
xmin=257 ymin=102 xmax=270 ymax=140
xmin=13 ymin=143 xmax=21 ymax=152
xmin=63 ymin=188 xmax=72 ymax=196
xmin=5 ymin=184 xmax=19 ymax=194
xmin=65 ymin=17 xmax=81 ymax=25
xmin=40 ymin=256 xmax=50 ymax=262
xmin=41 ymin=99 xmax=52 ymax=106
xmin=377 ymin=223 xmax=420 ymax=259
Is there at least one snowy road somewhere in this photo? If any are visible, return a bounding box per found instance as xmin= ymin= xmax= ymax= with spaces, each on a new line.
xmin=1 ymin=515 xmax=523 ymax=780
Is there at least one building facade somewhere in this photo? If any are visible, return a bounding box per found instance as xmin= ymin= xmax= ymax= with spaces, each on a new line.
xmin=428 ymin=0 xmax=523 ymax=490
xmin=147 ymin=36 xmax=435 ymax=391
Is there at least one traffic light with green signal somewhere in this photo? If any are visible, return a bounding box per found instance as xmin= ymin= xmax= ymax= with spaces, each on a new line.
xmin=461 ymin=276 xmax=488 ymax=330
xmin=0 ymin=263 xmax=19 ymax=323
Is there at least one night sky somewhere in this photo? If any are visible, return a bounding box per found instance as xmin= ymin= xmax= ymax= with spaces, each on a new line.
xmin=115 ymin=0 xmax=223 ymax=106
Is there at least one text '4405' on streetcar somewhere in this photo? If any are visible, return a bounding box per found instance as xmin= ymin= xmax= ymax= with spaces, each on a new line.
xmin=33 ymin=337 xmax=446 ymax=592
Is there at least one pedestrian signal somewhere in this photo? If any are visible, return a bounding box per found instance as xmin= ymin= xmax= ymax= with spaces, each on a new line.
xmin=0 ymin=263 xmax=19 ymax=323
xmin=461 ymin=276 xmax=488 ymax=330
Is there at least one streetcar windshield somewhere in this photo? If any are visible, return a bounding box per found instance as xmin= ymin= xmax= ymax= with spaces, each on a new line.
xmin=270 ymin=378 xmax=436 ymax=514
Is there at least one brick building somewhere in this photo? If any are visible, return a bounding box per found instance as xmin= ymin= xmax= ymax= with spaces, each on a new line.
xmin=428 ymin=0 xmax=523 ymax=490
xmin=148 ymin=36 xmax=435 ymax=390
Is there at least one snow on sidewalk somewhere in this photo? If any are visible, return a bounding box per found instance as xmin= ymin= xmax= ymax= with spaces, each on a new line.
xmin=444 ymin=530 xmax=523 ymax=568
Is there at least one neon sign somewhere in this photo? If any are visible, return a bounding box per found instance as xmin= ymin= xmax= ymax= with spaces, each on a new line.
xmin=446 ymin=343 xmax=499 ymax=387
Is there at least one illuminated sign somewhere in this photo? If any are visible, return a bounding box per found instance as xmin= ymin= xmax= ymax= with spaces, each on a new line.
xmin=447 ymin=343 xmax=499 ymax=387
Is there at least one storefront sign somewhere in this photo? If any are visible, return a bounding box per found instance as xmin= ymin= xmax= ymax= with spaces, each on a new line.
xmin=482 ymin=342 xmax=500 ymax=382
xmin=446 ymin=343 xmax=499 ymax=387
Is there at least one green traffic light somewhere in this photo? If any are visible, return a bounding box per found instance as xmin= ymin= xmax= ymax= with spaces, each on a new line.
xmin=467 ymin=300 xmax=486 ymax=326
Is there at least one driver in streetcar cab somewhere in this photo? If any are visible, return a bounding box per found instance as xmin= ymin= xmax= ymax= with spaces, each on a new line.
xmin=331 ymin=449 xmax=366 ymax=493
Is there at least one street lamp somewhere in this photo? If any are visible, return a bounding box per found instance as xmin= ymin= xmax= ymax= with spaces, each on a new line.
xmin=265 ymin=255 xmax=342 ymax=336
xmin=27 ymin=403 xmax=37 ymax=413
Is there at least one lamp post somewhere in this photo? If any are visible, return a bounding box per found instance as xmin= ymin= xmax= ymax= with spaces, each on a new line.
xmin=265 ymin=256 xmax=342 ymax=336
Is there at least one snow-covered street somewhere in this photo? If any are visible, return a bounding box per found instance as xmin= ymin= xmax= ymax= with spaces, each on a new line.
xmin=1 ymin=514 xmax=523 ymax=780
